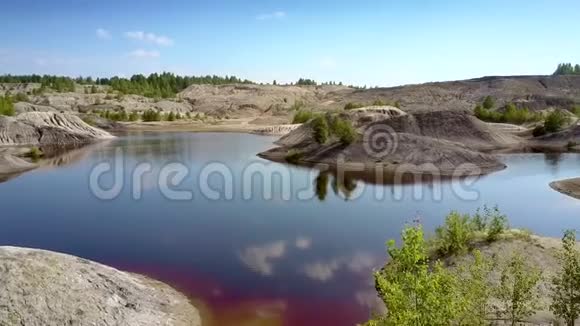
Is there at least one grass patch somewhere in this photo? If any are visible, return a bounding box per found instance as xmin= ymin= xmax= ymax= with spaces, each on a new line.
xmin=474 ymin=103 xmax=543 ymax=124
xmin=284 ymin=149 xmax=304 ymax=164
xmin=24 ymin=147 xmax=43 ymax=162
xmin=292 ymin=109 xmax=316 ymax=124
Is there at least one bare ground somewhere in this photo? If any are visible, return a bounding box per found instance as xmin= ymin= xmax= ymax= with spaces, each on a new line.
xmin=550 ymin=177 xmax=580 ymax=200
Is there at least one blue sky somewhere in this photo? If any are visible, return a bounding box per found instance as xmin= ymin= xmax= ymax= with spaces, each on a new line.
xmin=1 ymin=0 xmax=579 ymax=86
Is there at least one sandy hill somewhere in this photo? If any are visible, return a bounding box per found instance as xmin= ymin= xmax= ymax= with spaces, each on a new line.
xmin=259 ymin=111 xmax=511 ymax=176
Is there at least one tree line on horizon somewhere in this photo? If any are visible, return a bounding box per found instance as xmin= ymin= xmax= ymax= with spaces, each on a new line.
xmin=0 ymin=73 xmax=357 ymax=98
xmin=553 ymin=63 xmax=580 ymax=75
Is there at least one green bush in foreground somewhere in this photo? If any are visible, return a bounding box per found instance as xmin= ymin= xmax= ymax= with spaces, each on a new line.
xmin=495 ymin=253 xmax=542 ymax=325
xmin=369 ymin=225 xmax=462 ymax=326
xmin=366 ymin=209 xmax=547 ymax=326
xmin=435 ymin=211 xmax=473 ymax=256
xmin=550 ymin=230 xmax=580 ymax=326
xmin=431 ymin=206 xmax=508 ymax=256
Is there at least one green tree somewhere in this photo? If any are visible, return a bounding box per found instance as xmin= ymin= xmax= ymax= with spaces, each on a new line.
xmin=368 ymin=225 xmax=461 ymax=326
xmin=495 ymin=253 xmax=542 ymax=326
xmin=167 ymin=111 xmax=176 ymax=121
xmin=550 ymin=230 xmax=580 ymax=326
xmin=483 ymin=96 xmax=495 ymax=110
xmin=312 ymin=115 xmax=329 ymax=144
xmin=455 ymin=250 xmax=494 ymax=325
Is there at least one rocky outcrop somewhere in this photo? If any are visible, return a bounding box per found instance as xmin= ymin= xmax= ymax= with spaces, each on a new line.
xmin=0 ymin=247 xmax=201 ymax=326
xmin=0 ymin=112 xmax=114 ymax=146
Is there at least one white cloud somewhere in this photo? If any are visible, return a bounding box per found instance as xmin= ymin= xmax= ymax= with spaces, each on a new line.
xmin=303 ymin=252 xmax=379 ymax=282
xmin=124 ymin=31 xmax=174 ymax=46
xmin=257 ymin=11 xmax=286 ymax=20
xmin=295 ymin=236 xmax=312 ymax=250
xmin=96 ymin=28 xmax=112 ymax=40
xmin=127 ymin=49 xmax=160 ymax=59
xmin=239 ymin=241 xmax=286 ymax=276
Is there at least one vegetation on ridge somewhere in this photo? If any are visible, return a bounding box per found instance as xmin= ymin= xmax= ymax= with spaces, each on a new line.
xmin=365 ymin=208 xmax=580 ymax=326
xmin=554 ymin=63 xmax=580 ymax=75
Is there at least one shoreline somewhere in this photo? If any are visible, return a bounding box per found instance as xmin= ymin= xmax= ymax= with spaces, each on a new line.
xmin=550 ymin=177 xmax=580 ymax=200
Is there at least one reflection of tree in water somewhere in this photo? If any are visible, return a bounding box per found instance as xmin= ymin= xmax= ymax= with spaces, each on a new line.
xmin=544 ymin=152 xmax=563 ymax=166
xmin=331 ymin=174 xmax=358 ymax=201
xmin=544 ymin=152 xmax=563 ymax=175
xmin=314 ymin=172 xmax=329 ymax=201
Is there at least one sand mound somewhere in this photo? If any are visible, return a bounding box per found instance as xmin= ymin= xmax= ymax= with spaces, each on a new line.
xmin=260 ymin=111 xmax=508 ymax=176
xmin=375 ymin=110 xmax=521 ymax=150
xmin=550 ymin=177 xmax=580 ymax=200
xmin=0 ymin=112 xmax=113 ymax=146
xmin=0 ymin=246 xmax=201 ymax=326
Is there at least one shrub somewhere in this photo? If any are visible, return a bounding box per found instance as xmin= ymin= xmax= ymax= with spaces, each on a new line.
xmin=12 ymin=93 xmax=29 ymax=102
xmin=435 ymin=211 xmax=474 ymax=256
xmin=292 ymin=109 xmax=315 ymax=124
xmin=0 ymin=96 xmax=15 ymax=116
xmin=284 ymin=149 xmax=303 ymax=164
xmin=483 ymin=96 xmax=495 ymax=110
xmin=372 ymin=99 xmax=387 ymax=106
xmin=573 ymin=106 xmax=580 ymax=118
xmin=550 ymin=230 xmax=580 ymax=326
xmin=475 ymin=103 xmax=541 ymax=124
xmin=25 ymin=147 xmax=43 ymax=161
xmin=329 ymin=116 xmax=357 ymax=145
xmin=486 ymin=207 xmax=508 ymax=242
xmin=128 ymin=111 xmax=140 ymax=121
xmin=290 ymin=100 xmax=304 ymax=111
xmin=312 ymin=115 xmax=329 ymax=144
xmin=344 ymin=102 xmax=364 ymax=110
xmin=142 ymin=109 xmax=161 ymax=122
xmin=166 ymin=112 xmax=176 ymax=121
xmin=545 ymin=110 xmax=570 ymax=133
xmin=532 ymin=125 xmax=547 ymax=137
xmin=81 ymin=115 xmax=96 ymax=126
xmin=495 ymin=253 xmax=542 ymax=325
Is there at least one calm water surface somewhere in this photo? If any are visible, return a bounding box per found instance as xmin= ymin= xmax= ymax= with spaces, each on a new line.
xmin=0 ymin=132 xmax=579 ymax=325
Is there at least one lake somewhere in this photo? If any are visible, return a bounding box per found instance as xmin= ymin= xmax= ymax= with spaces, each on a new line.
xmin=0 ymin=132 xmax=579 ymax=326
